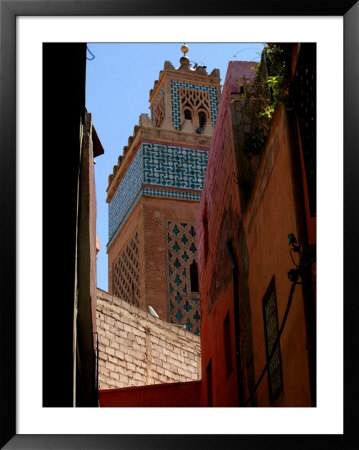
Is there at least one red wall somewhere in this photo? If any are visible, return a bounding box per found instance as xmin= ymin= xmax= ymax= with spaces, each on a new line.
xmin=196 ymin=58 xmax=315 ymax=407
xmin=99 ymin=380 xmax=201 ymax=407
xmin=196 ymin=62 xmax=249 ymax=407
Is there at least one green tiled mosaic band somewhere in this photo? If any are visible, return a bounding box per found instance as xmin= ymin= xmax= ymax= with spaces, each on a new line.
xmin=143 ymin=187 xmax=201 ymax=201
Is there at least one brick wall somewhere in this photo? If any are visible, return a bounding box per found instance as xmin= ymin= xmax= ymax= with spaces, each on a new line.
xmin=96 ymin=288 xmax=201 ymax=390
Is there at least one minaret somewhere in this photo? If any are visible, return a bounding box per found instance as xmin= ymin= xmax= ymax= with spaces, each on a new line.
xmin=106 ymin=45 xmax=220 ymax=335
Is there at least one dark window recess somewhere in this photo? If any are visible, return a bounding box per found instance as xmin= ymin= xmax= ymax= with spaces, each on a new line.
xmin=262 ymin=278 xmax=283 ymax=405
xmin=223 ymin=312 xmax=233 ymax=378
xmin=198 ymin=111 xmax=207 ymax=129
xmin=190 ymin=261 xmax=199 ymax=292
xmin=184 ymin=109 xmax=192 ymax=120
xmin=292 ymin=43 xmax=316 ymax=217
xmin=206 ymin=360 xmax=213 ymax=407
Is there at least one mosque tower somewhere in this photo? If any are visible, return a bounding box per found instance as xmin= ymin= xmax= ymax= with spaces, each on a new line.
xmin=106 ymin=45 xmax=220 ymax=335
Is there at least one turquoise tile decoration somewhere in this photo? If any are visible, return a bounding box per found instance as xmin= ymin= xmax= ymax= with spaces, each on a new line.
xmin=108 ymin=146 xmax=143 ymax=246
xmin=108 ymin=129 xmax=205 ymax=335
xmin=170 ymin=80 xmax=218 ymax=130
xmin=166 ymin=220 xmax=201 ymax=335
xmin=143 ymin=188 xmax=201 ymax=202
xmin=184 ymin=301 xmax=192 ymax=312
xmin=108 ymin=142 xmax=208 ymax=248
xmin=142 ymin=143 xmax=208 ymax=191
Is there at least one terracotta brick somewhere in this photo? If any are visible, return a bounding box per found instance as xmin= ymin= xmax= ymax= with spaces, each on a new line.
xmin=110 ymin=371 xmax=119 ymax=380
xmin=96 ymin=288 xmax=201 ymax=389
xmin=101 ymin=337 xmax=109 ymax=346
xmin=123 ymin=323 xmax=132 ymax=333
xmin=105 ymin=361 xmax=115 ymax=371
xmin=98 ymin=351 xmax=107 ymax=361
xmin=151 ymin=336 xmax=159 ymax=345
xmin=119 ymin=374 xmax=129 ymax=384
xmin=105 ymin=346 xmax=115 ymax=357
xmin=115 ymin=350 xmax=125 ymax=360
xmin=124 ymin=354 xmax=133 ymax=363
xmin=133 ymin=373 xmax=146 ymax=383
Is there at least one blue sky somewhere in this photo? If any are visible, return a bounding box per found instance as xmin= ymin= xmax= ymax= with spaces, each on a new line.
xmin=85 ymin=42 xmax=265 ymax=291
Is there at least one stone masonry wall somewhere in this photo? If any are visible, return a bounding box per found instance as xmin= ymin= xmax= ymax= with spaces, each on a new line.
xmin=96 ymin=288 xmax=201 ymax=390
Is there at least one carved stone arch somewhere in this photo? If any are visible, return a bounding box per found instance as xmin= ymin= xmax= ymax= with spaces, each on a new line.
xmin=179 ymin=87 xmax=211 ymax=130
xmin=198 ymin=109 xmax=208 ymax=129
xmin=183 ymin=107 xmax=193 ymax=121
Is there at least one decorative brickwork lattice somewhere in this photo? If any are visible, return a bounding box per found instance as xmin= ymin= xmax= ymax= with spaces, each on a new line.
xmin=170 ymin=80 xmax=218 ymax=130
xmin=151 ymin=88 xmax=166 ymax=127
xmin=179 ymin=87 xmax=210 ymax=125
xmin=166 ymin=220 xmax=201 ymax=335
xmin=113 ymin=231 xmax=140 ymax=307
xmin=154 ymin=94 xmax=165 ymax=127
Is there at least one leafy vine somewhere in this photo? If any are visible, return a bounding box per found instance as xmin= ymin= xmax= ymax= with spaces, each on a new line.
xmin=235 ymin=44 xmax=292 ymax=156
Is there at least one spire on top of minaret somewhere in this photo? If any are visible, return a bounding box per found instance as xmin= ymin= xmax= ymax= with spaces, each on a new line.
xmin=181 ymin=43 xmax=189 ymax=56
xmin=180 ymin=43 xmax=190 ymax=67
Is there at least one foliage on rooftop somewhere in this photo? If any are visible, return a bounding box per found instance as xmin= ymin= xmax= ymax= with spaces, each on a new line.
xmin=238 ymin=43 xmax=292 ymax=156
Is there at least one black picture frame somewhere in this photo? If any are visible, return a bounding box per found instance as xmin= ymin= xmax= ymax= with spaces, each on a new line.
xmin=1 ymin=0 xmax=357 ymax=448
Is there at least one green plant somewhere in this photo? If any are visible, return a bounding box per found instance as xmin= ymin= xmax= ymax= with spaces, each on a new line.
xmin=236 ymin=44 xmax=291 ymax=156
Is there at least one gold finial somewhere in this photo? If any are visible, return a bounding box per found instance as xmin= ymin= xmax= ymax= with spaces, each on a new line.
xmin=181 ymin=43 xmax=189 ymax=56
xmin=180 ymin=43 xmax=190 ymax=66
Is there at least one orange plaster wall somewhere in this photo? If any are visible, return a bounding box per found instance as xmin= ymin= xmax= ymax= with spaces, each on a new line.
xmin=200 ymin=287 xmax=239 ymax=407
xmin=244 ymin=107 xmax=311 ymax=406
xmin=197 ymin=89 xmax=313 ymax=406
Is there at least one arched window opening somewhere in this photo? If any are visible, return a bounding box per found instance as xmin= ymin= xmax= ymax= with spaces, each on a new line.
xmin=184 ymin=109 xmax=192 ymax=121
xmin=198 ymin=111 xmax=207 ymax=129
xmin=190 ymin=261 xmax=199 ymax=292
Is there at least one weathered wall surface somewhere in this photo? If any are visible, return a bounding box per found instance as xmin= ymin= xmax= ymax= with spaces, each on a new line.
xmin=242 ymin=106 xmax=311 ymax=407
xmin=96 ymin=288 xmax=201 ymax=390
xmin=196 ymin=63 xmax=250 ymax=407
xmin=196 ymin=59 xmax=314 ymax=407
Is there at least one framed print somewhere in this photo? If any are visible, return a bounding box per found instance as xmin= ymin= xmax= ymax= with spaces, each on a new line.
xmin=1 ymin=0 xmax=358 ymax=448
